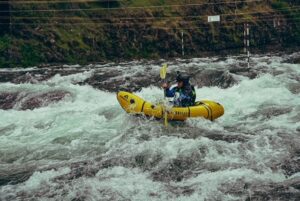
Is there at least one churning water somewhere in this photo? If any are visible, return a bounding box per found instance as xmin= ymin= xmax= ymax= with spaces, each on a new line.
xmin=0 ymin=53 xmax=299 ymax=201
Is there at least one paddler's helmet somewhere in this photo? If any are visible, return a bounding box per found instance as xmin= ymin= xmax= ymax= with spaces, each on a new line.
xmin=176 ymin=71 xmax=190 ymax=85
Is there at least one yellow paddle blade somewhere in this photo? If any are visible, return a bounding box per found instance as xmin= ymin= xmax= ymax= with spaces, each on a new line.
xmin=160 ymin=64 xmax=168 ymax=79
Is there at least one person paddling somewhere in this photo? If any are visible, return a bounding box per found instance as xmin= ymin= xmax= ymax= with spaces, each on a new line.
xmin=162 ymin=72 xmax=196 ymax=107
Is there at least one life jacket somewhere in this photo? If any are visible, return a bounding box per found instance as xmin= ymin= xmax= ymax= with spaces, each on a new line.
xmin=174 ymin=84 xmax=196 ymax=107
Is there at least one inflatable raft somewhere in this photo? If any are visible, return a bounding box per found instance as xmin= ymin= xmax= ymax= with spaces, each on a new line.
xmin=117 ymin=91 xmax=224 ymax=121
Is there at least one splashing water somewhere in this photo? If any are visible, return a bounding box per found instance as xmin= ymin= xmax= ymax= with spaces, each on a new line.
xmin=0 ymin=53 xmax=299 ymax=201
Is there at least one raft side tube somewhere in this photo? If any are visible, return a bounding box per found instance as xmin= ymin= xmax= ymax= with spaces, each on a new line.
xmin=117 ymin=91 xmax=224 ymax=121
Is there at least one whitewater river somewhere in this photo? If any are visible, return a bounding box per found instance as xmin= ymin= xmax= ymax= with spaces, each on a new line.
xmin=0 ymin=53 xmax=299 ymax=201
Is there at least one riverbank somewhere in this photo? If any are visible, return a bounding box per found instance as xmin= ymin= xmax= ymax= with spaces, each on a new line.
xmin=0 ymin=0 xmax=299 ymax=68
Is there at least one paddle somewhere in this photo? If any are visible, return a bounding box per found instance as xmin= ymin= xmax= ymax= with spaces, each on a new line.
xmin=160 ymin=64 xmax=168 ymax=127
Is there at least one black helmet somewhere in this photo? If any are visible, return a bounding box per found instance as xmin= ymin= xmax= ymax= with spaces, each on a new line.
xmin=176 ymin=71 xmax=190 ymax=84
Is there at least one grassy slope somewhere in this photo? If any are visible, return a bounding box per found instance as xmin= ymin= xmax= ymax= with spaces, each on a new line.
xmin=0 ymin=0 xmax=299 ymax=67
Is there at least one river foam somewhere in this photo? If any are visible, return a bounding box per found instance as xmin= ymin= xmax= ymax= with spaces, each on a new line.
xmin=0 ymin=53 xmax=299 ymax=200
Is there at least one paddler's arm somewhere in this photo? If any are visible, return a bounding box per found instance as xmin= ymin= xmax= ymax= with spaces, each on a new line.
xmin=165 ymin=88 xmax=176 ymax=97
xmin=162 ymin=83 xmax=175 ymax=97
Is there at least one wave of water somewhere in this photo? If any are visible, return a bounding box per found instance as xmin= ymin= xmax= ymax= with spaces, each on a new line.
xmin=0 ymin=53 xmax=299 ymax=200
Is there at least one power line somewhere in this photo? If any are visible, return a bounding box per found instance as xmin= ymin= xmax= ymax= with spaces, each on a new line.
xmin=2 ymin=16 xmax=299 ymax=26
xmin=2 ymin=6 xmax=300 ymax=20
xmin=2 ymin=3 xmax=298 ymax=28
xmin=3 ymin=7 xmax=300 ymax=23
xmin=4 ymin=0 xmax=121 ymax=3
xmin=4 ymin=16 xmax=299 ymax=25
xmin=0 ymin=6 xmax=300 ymax=23
xmin=2 ymin=0 xmax=264 ymax=13
xmin=2 ymin=23 xmax=299 ymax=34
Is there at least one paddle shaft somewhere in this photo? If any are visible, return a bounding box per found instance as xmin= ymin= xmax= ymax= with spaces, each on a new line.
xmin=160 ymin=64 xmax=168 ymax=127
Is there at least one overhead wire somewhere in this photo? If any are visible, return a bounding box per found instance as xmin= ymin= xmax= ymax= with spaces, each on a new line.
xmin=1 ymin=2 xmax=298 ymax=34
xmin=1 ymin=5 xmax=299 ymax=17
xmin=2 ymin=16 xmax=299 ymax=28
xmin=0 ymin=6 xmax=299 ymax=21
xmin=0 ymin=16 xmax=299 ymax=26
xmin=0 ymin=2 xmax=298 ymax=28
xmin=1 ymin=6 xmax=298 ymax=27
xmin=1 ymin=0 xmax=265 ymax=13
xmin=0 ymin=0 xmax=122 ymax=3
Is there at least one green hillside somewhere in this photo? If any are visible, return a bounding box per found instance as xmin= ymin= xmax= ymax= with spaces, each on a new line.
xmin=0 ymin=0 xmax=299 ymax=67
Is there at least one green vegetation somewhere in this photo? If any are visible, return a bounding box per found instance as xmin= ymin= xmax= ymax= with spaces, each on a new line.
xmin=20 ymin=43 xmax=44 ymax=67
xmin=0 ymin=35 xmax=11 ymax=68
xmin=0 ymin=0 xmax=299 ymax=67
xmin=272 ymin=0 xmax=300 ymax=43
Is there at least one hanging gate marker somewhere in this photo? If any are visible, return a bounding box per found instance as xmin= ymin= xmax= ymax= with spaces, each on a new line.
xmin=244 ymin=23 xmax=247 ymax=53
xmin=244 ymin=23 xmax=250 ymax=68
xmin=273 ymin=17 xmax=281 ymax=28
xmin=207 ymin=15 xmax=221 ymax=57
xmin=208 ymin=15 xmax=220 ymax=23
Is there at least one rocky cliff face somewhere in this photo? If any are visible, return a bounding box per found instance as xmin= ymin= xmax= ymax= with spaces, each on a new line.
xmin=0 ymin=0 xmax=299 ymax=67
